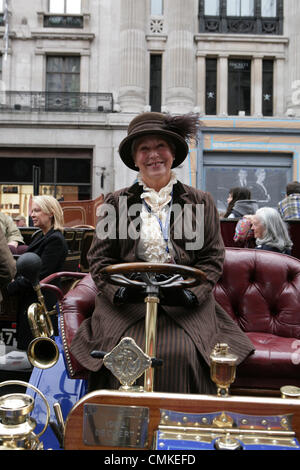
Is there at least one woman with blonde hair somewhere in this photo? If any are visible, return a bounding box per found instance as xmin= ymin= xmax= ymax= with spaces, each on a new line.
xmin=31 ymin=195 xmax=65 ymax=233
xmin=7 ymin=195 xmax=68 ymax=352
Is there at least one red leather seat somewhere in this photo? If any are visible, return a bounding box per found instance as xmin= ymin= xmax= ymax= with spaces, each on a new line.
xmin=59 ymin=248 xmax=300 ymax=392
xmin=59 ymin=274 xmax=98 ymax=379
xmin=214 ymin=248 xmax=300 ymax=391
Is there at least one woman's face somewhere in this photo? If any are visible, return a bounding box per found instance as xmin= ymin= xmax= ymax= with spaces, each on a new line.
xmin=227 ymin=193 xmax=233 ymax=204
xmin=133 ymin=136 xmax=175 ymax=189
xmin=31 ymin=202 xmax=53 ymax=233
xmin=251 ymin=215 xmax=265 ymax=239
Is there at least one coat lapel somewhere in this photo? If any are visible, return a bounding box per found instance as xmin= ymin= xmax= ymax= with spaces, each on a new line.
xmin=28 ymin=228 xmax=54 ymax=252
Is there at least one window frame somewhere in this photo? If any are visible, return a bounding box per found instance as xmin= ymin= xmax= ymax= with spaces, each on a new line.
xmin=150 ymin=0 xmax=164 ymax=16
xmin=227 ymin=58 xmax=252 ymax=116
xmin=199 ymin=0 xmax=283 ymax=35
xmin=49 ymin=0 xmax=81 ymax=14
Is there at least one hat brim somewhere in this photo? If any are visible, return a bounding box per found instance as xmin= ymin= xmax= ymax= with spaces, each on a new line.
xmin=118 ymin=129 xmax=189 ymax=171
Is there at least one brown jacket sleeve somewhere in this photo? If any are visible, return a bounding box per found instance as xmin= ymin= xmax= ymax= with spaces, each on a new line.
xmin=87 ymin=192 xmax=122 ymax=303
xmin=0 ymin=228 xmax=16 ymax=302
xmin=170 ymin=187 xmax=225 ymax=307
xmin=190 ymin=190 xmax=225 ymax=304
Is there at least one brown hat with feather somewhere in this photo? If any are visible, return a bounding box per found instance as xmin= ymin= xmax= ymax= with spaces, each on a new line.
xmin=118 ymin=112 xmax=200 ymax=171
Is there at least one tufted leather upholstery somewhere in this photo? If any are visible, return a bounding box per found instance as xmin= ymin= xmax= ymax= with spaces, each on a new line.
xmin=214 ymin=248 xmax=300 ymax=391
xmin=59 ymin=248 xmax=300 ymax=391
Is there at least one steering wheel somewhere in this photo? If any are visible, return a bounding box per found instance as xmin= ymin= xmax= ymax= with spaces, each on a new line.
xmin=100 ymin=262 xmax=206 ymax=292
xmin=97 ymin=264 xmax=207 ymax=391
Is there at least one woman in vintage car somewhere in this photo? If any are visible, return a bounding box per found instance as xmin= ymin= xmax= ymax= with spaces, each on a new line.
xmin=70 ymin=112 xmax=254 ymax=394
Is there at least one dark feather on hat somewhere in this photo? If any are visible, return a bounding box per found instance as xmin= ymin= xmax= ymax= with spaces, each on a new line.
xmin=162 ymin=113 xmax=201 ymax=144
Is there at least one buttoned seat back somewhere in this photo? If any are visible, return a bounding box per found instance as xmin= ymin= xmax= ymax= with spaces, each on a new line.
xmin=59 ymin=248 xmax=300 ymax=391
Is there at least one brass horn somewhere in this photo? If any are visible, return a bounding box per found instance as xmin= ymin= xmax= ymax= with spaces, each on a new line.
xmin=16 ymin=253 xmax=59 ymax=369
xmin=26 ymin=284 xmax=59 ymax=369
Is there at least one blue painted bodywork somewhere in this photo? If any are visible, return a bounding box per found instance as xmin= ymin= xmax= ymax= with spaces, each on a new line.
xmin=26 ymin=334 xmax=87 ymax=450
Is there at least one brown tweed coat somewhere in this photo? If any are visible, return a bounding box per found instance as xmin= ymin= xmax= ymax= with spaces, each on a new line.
xmin=0 ymin=228 xmax=16 ymax=303
xmin=70 ymin=181 xmax=254 ymax=391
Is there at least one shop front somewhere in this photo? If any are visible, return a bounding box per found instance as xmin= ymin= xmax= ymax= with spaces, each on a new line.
xmin=0 ymin=147 xmax=92 ymax=223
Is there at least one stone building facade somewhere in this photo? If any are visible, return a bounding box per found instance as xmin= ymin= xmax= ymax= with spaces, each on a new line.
xmin=0 ymin=0 xmax=299 ymax=217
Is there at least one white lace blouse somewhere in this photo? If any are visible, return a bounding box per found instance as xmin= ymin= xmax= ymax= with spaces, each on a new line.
xmin=136 ymin=171 xmax=177 ymax=263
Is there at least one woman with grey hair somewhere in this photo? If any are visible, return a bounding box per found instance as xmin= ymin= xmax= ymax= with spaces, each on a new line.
xmin=251 ymin=207 xmax=293 ymax=255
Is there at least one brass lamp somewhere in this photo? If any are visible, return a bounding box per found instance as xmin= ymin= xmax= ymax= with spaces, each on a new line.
xmin=0 ymin=381 xmax=50 ymax=450
xmin=210 ymin=343 xmax=238 ymax=397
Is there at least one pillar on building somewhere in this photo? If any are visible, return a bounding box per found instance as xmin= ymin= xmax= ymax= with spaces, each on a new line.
xmin=196 ymin=53 xmax=206 ymax=115
xmin=164 ymin=0 xmax=195 ymax=113
xmin=274 ymin=56 xmax=286 ymax=116
xmin=252 ymin=55 xmax=263 ymax=117
xmin=118 ymin=0 xmax=147 ymax=113
xmin=217 ymin=55 xmax=228 ymax=116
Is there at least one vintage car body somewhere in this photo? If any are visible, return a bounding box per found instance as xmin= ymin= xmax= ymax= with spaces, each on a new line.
xmin=14 ymin=247 xmax=300 ymax=451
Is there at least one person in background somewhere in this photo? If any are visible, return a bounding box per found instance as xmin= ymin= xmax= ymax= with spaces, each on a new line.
xmin=223 ymin=187 xmax=258 ymax=219
xmin=250 ymin=207 xmax=293 ymax=255
xmin=249 ymin=168 xmax=271 ymax=203
xmin=0 ymin=211 xmax=24 ymax=251
xmin=0 ymin=228 xmax=16 ymax=307
xmin=14 ymin=215 xmax=27 ymax=227
xmin=278 ymin=181 xmax=300 ymax=220
xmin=7 ymin=195 xmax=68 ymax=351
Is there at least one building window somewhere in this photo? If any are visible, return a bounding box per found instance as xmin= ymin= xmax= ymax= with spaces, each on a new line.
xmin=261 ymin=0 xmax=277 ymax=17
xmin=151 ymin=0 xmax=163 ymax=16
xmin=150 ymin=54 xmax=162 ymax=112
xmin=228 ymin=59 xmax=251 ymax=116
xmin=199 ymin=0 xmax=282 ymax=34
xmin=204 ymin=0 xmax=219 ymax=15
xmin=49 ymin=0 xmax=81 ymax=14
xmin=0 ymin=149 xmax=92 ymax=210
xmin=46 ymin=56 xmax=80 ymax=111
xmin=262 ymin=59 xmax=274 ymax=116
xmin=46 ymin=0 xmax=83 ymax=27
xmin=0 ymin=0 xmax=4 ymax=26
xmin=203 ymin=153 xmax=292 ymax=213
xmin=227 ymin=0 xmax=254 ymax=16
xmin=205 ymin=58 xmax=217 ymax=115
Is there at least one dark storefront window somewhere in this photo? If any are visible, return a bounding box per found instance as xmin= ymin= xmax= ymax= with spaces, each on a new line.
xmin=150 ymin=54 xmax=162 ymax=112
xmin=262 ymin=59 xmax=274 ymax=116
xmin=228 ymin=59 xmax=251 ymax=115
xmin=205 ymin=58 xmax=217 ymax=115
xmin=0 ymin=157 xmax=55 ymax=183
xmin=0 ymin=154 xmax=91 ymax=200
xmin=57 ymin=158 xmax=90 ymax=184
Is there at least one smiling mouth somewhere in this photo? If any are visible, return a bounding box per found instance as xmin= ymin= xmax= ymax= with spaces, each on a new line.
xmin=147 ymin=161 xmax=163 ymax=167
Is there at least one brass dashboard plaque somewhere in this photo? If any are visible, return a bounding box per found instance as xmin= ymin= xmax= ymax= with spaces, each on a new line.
xmin=83 ymin=404 xmax=149 ymax=448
